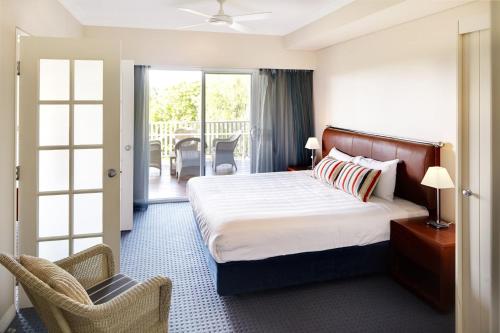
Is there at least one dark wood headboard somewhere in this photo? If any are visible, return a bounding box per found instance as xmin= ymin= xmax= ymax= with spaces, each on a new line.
xmin=322 ymin=127 xmax=440 ymax=215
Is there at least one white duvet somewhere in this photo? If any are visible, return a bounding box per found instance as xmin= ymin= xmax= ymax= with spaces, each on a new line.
xmin=187 ymin=171 xmax=428 ymax=263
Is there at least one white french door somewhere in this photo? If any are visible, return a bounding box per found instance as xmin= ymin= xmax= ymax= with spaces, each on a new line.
xmin=459 ymin=29 xmax=492 ymax=333
xmin=18 ymin=37 xmax=121 ymax=270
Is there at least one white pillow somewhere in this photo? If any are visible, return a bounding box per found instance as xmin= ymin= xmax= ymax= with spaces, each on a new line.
xmin=357 ymin=157 xmax=399 ymax=201
xmin=328 ymin=147 xmax=356 ymax=162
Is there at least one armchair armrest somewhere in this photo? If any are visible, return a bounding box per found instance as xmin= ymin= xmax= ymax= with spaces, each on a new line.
xmin=58 ymin=276 xmax=172 ymax=323
xmin=56 ymin=244 xmax=115 ymax=289
xmin=95 ymin=276 xmax=172 ymax=322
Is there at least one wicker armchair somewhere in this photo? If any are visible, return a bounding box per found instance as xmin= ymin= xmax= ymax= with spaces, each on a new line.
xmin=175 ymin=137 xmax=202 ymax=181
xmin=212 ymin=132 xmax=241 ymax=172
xmin=0 ymin=244 xmax=172 ymax=333
xmin=150 ymin=140 xmax=162 ymax=175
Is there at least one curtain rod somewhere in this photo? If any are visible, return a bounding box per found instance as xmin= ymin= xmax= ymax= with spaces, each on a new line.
xmin=325 ymin=125 xmax=444 ymax=148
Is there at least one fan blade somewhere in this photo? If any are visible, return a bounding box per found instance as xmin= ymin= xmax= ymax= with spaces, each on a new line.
xmin=178 ymin=8 xmax=211 ymax=18
xmin=230 ymin=22 xmax=251 ymax=33
xmin=232 ymin=12 xmax=271 ymax=22
xmin=176 ymin=23 xmax=208 ymax=30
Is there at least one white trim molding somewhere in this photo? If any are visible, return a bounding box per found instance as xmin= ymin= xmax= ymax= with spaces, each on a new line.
xmin=459 ymin=12 xmax=491 ymax=35
xmin=0 ymin=304 xmax=16 ymax=333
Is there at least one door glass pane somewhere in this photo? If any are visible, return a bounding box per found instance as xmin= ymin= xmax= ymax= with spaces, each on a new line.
xmin=147 ymin=70 xmax=202 ymax=200
xmin=73 ymin=193 xmax=103 ymax=235
xmin=39 ymin=59 xmax=70 ymax=101
xmin=73 ymin=237 xmax=102 ymax=253
xmin=205 ymin=73 xmax=251 ymax=176
xmin=39 ymin=105 xmax=69 ymax=146
xmin=74 ymin=60 xmax=103 ymax=101
xmin=74 ymin=104 xmax=103 ymax=145
xmin=74 ymin=149 xmax=103 ymax=190
xmin=39 ymin=150 xmax=69 ymax=192
xmin=38 ymin=195 xmax=68 ymax=237
xmin=38 ymin=240 xmax=69 ymax=262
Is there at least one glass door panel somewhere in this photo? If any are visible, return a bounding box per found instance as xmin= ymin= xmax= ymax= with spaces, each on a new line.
xmin=148 ymin=70 xmax=202 ymax=200
xmin=33 ymin=57 xmax=106 ymax=259
xmin=203 ymin=73 xmax=252 ymax=176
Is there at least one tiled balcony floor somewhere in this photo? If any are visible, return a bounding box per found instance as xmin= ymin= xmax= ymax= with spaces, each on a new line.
xmin=149 ymin=158 xmax=250 ymax=200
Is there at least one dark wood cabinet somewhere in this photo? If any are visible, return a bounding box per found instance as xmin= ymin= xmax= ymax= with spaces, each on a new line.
xmin=390 ymin=217 xmax=455 ymax=312
xmin=287 ymin=165 xmax=311 ymax=171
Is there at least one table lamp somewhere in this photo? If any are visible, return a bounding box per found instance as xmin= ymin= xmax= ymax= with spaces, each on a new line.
xmin=421 ymin=166 xmax=455 ymax=229
xmin=305 ymin=137 xmax=320 ymax=170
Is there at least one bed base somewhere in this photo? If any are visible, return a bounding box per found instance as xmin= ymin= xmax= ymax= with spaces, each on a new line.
xmin=201 ymin=236 xmax=390 ymax=296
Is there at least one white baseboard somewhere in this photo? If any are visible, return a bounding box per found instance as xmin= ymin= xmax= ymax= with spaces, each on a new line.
xmin=0 ymin=304 xmax=15 ymax=333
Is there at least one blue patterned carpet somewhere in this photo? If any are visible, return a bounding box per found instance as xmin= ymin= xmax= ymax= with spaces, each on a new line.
xmin=9 ymin=203 xmax=454 ymax=332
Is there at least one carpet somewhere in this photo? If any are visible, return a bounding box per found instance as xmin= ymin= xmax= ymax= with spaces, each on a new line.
xmin=8 ymin=202 xmax=454 ymax=332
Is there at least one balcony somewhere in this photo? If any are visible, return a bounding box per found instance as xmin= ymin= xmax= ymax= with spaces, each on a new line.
xmin=149 ymin=120 xmax=251 ymax=199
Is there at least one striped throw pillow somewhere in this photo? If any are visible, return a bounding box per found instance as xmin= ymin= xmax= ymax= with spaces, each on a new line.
xmin=334 ymin=163 xmax=382 ymax=202
xmin=313 ymin=157 xmax=346 ymax=185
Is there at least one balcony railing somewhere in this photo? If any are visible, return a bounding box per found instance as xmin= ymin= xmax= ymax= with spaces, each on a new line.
xmin=149 ymin=120 xmax=251 ymax=159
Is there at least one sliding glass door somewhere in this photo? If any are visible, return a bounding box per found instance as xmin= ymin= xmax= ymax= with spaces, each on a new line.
xmin=148 ymin=70 xmax=253 ymax=201
xmin=148 ymin=70 xmax=202 ymax=200
xmin=203 ymin=72 xmax=252 ymax=177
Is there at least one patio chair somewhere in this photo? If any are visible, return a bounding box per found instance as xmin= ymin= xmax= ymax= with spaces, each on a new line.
xmin=173 ymin=128 xmax=195 ymax=145
xmin=149 ymin=140 xmax=162 ymax=175
xmin=175 ymin=137 xmax=202 ymax=181
xmin=0 ymin=244 xmax=172 ymax=333
xmin=212 ymin=132 xmax=241 ymax=172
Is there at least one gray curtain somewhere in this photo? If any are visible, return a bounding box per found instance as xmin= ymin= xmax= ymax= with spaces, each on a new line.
xmin=133 ymin=65 xmax=150 ymax=210
xmin=255 ymin=69 xmax=314 ymax=172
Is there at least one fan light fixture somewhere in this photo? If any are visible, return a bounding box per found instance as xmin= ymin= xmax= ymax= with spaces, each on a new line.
xmin=177 ymin=0 xmax=271 ymax=33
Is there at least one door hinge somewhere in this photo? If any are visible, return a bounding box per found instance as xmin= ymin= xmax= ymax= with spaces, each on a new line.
xmin=16 ymin=166 xmax=20 ymax=181
xmin=17 ymin=61 xmax=20 ymax=76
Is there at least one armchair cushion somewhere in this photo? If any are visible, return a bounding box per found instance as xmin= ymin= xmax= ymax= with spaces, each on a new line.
xmin=20 ymin=254 xmax=93 ymax=305
xmin=86 ymin=273 xmax=138 ymax=305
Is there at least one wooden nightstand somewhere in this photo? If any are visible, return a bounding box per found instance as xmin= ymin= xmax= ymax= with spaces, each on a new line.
xmin=390 ymin=217 xmax=455 ymax=312
xmin=287 ymin=165 xmax=311 ymax=171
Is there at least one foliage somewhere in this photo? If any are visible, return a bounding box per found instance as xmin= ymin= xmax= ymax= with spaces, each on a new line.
xmin=149 ymin=74 xmax=250 ymax=123
xmin=150 ymin=81 xmax=201 ymax=122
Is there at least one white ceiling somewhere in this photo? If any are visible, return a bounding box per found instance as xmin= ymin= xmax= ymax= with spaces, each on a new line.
xmin=58 ymin=0 xmax=354 ymax=36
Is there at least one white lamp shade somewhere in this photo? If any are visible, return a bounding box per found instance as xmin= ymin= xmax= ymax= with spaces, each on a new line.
xmin=305 ymin=137 xmax=320 ymax=150
xmin=421 ymin=166 xmax=454 ymax=189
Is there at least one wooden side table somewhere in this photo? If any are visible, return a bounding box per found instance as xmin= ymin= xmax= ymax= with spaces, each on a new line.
xmin=390 ymin=217 xmax=455 ymax=312
xmin=287 ymin=165 xmax=311 ymax=172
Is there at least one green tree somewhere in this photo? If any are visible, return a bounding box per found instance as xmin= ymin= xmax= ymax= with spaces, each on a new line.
xmin=149 ymin=74 xmax=250 ymax=123
xmin=206 ymin=75 xmax=250 ymax=121
xmin=150 ymin=81 xmax=201 ymax=122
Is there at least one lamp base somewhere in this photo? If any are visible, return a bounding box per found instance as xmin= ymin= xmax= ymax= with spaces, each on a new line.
xmin=426 ymin=220 xmax=449 ymax=229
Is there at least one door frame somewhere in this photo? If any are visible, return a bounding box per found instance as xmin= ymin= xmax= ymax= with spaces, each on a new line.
xmin=456 ymin=15 xmax=493 ymax=333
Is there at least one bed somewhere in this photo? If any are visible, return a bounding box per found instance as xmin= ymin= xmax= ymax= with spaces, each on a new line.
xmin=187 ymin=127 xmax=440 ymax=295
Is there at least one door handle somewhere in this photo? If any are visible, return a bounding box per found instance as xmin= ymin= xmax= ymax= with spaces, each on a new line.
xmin=124 ymin=145 xmax=132 ymax=151
xmin=107 ymin=169 xmax=118 ymax=178
xmin=462 ymin=189 xmax=473 ymax=197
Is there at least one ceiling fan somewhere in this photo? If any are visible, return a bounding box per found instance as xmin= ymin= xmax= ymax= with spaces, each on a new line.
xmin=177 ymin=0 xmax=271 ymax=33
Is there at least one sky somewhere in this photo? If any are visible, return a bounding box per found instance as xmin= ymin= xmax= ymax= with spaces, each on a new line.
xmin=149 ymin=70 xmax=202 ymax=89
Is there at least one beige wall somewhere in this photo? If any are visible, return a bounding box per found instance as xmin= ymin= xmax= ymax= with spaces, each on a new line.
xmin=0 ymin=0 xmax=82 ymax=326
xmin=313 ymin=1 xmax=488 ymax=222
xmin=83 ymin=26 xmax=316 ymax=70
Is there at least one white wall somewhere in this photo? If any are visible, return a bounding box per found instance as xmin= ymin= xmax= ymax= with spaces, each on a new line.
xmin=313 ymin=1 xmax=489 ymax=221
xmin=83 ymin=26 xmax=316 ymax=70
xmin=0 ymin=0 xmax=82 ymax=328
